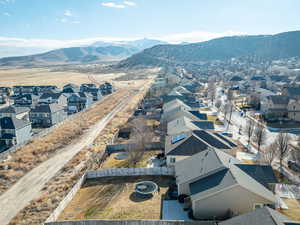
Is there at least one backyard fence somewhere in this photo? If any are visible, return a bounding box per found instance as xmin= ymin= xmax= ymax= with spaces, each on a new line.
xmin=106 ymin=142 xmax=163 ymax=154
xmin=86 ymin=167 xmax=175 ymax=179
xmin=275 ymin=183 xmax=300 ymax=199
xmin=45 ymin=173 xmax=87 ymax=223
xmin=45 ymin=219 xmax=214 ymax=225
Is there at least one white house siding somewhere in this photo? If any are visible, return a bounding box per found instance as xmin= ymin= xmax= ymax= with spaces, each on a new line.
xmin=15 ymin=125 xmax=31 ymax=145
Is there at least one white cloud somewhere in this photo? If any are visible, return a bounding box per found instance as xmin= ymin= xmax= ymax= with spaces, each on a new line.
xmin=0 ymin=0 xmax=15 ymax=4
xmin=101 ymin=2 xmax=125 ymax=8
xmin=123 ymin=1 xmax=136 ymax=6
xmin=3 ymin=12 xmax=11 ymax=16
xmin=60 ymin=18 xmax=68 ymax=23
xmin=64 ymin=9 xmax=73 ymax=17
xmin=0 ymin=30 xmax=255 ymax=51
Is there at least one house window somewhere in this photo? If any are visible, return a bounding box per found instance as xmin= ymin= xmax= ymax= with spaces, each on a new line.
xmin=253 ymin=203 xmax=264 ymax=210
xmin=170 ymin=157 xmax=176 ymax=163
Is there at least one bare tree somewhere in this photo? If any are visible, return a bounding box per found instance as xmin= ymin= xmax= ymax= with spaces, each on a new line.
xmin=226 ymin=90 xmax=234 ymax=127
xmin=207 ymin=80 xmax=216 ymax=104
xmin=244 ymin=118 xmax=255 ymax=148
xmin=275 ymin=131 xmax=291 ymax=173
xmin=253 ymin=123 xmax=267 ymax=152
xmin=260 ymin=143 xmax=277 ymax=165
xmin=127 ymin=118 xmax=153 ymax=167
xmin=291 ymin=138 xmax=300 ymax=165
xmin=215 ymin=100 xmax=222 ymax=112
xmin=222 ymin=103 xmax=231 ymax=121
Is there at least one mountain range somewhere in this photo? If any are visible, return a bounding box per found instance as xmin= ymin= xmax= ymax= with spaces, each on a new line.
xmin=118 ymin=31 xmax=300 ymax=68
xmin=0 ymin=38 xmax=167 ymax=67
xmin=1 ymin=31 xmax=300 ymax=67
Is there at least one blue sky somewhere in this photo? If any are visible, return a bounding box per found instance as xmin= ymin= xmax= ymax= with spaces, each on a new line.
xmin=0 ymin=0 xmax=300 ymax=48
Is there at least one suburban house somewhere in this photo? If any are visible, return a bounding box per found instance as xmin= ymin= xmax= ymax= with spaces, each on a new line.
xmin=219 ymin=207 xmax=297 ymax=225
xmin=66 ymin=92 xmax=93 ymax=114
xmin=175 ymin=149 xmax=278 ymax=220
xmin=0 ymin=106 xmax=30 ymax=120
xmin=282 ymin=86 xmax=300 ymax=100
xmin=163 ymin=99 xmax=192 ymax=113
xmin=84 ymin=88 xmax=103 ymax=101
xmin=161 ymin=95 xmax=200 ymax=107
xmin=0 ymin=116 xmax=32 ymax=148
xmin=0 ymin=87 xmax=11 ymax=96
xmin=63 ymin=84 xmax=80 ymax=93
xmin=38 ymin=92 xmax=68 ymax=107
xmin=29 ymin=104 xmax=67 ymax=128
xmin=14 ymin=94 xmax=40 ymax=108
xmin=80 ymin=83 xmax=97 ymax=92
xmin=0 ymin=94 xmax=6 ymax=104
xmin=287 ymin=99 xmax=300 ymax=121
xmin=165 ymin=130 xmax=235 ymax=165
xmin=13 ymin=85 xmax=58 ymax=96
xmin=167 ymin=116 xmax=214 ymax=135
xmin=161 ymin=106 xmax=208 ymax=124
xmin=99 ymin=82 xmax=113 ymax=95
xmin=261 ymin=95 xmax=290 ymax=119
xmin=13 ymin=86 xmax=36 ymax=96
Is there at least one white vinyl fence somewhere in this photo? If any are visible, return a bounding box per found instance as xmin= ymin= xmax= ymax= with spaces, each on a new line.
xmin=275 ymin=183 xmax=300 ymax=199
xmin=86 ymin=167 xmax=175 ymax=179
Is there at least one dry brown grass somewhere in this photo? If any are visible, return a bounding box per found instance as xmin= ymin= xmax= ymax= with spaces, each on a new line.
xmin=280 ymin=198 xmax=300 ymax=221
xmin=7 ymin=79 xmax=153 ymax=225
xmin=58 ymin=178 xmax=170 ymax=221
xmin=0 ymin=90 xmax=130 ymax=195
xmin=0 ymin=68 xmax=123 ymax=88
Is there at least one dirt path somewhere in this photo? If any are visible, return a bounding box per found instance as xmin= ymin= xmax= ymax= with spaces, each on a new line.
xmin=0 ymin=92 xmax=134 ymax=225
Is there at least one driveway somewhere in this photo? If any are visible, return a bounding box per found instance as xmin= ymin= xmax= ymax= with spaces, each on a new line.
xmin=0 ymin=92 xmax=134 ymax=225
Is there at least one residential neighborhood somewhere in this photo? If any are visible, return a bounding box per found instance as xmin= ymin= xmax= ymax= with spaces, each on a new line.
xmin=0 ymin=82 xmax=113 ymax=151
xmin=38 ymin=71 xmax=300 ymax=225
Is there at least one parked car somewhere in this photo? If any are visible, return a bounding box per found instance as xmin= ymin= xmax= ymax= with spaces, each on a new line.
xmin=288 ymin=160 xmax=300 ymax=173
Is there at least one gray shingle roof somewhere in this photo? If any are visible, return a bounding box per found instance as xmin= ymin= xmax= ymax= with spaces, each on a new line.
xmin=0 ymin=106 xmax=30 ymax=114
xmin=268 ymin=95 xmax=290 ymax=105
xmin=235 ymin=164 xmax=278 ymax=187
xmin=189 ymin=168 xmax=236 ymax=195
xmin=163 ymin=99 xmax=191 ymax=113
xmin=39 ymin=92 xmax=63 ymax=100
xmin=176 ymin=149 xmax=276 ymax=204
xmin=286 ymin=87 xmax=300 ymax=96
xmin=175 ymin=149 xmax=241 ymax=185
xmin=165 ymin=131 xmax=209 ymax=156
xmin=31 ymin=104 xmax=63 ymax=113
xmin=220 ymin=207 xmax=293 ymax=225
xmin=0 ymin=116 xmax=31 ymax=130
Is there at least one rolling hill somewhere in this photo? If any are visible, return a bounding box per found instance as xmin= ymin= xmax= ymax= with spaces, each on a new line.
xmin=0 ymin=45 xmax=140 ymax=67
xmin=0 ymin=38 xmax=167 ymax=67
xmin=118 ymin=31 xmax=300 ymax=68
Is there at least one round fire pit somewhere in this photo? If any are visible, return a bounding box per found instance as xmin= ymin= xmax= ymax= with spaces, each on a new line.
xmin=135 ymin=181 xmax=158 ymax=198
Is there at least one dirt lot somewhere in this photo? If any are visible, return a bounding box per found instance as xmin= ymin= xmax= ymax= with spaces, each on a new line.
xmin=58 ymin=176 xmax=173 ymax=221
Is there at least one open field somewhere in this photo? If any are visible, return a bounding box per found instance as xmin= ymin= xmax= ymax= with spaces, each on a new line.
xmin=58 ymin=176 xmax=172 ymax=221
xmin=0 ymin=67 xmax=157 ymax=91
xmin=0 ymin=68 xmax=123 ymax=87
